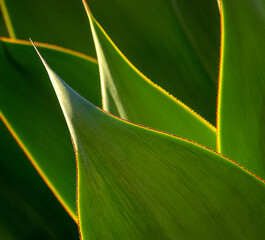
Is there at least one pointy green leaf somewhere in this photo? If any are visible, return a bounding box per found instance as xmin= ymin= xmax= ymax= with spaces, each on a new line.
xmin=2 ymin=0 xmax=95 ymax=55
xmin=86 ymin=0 xmax=220 ymax=124
xmin=0 ymin=39 xmax=101 ymax=220
xmin=84 ymin=6 xmax=216 ymax=150
xmin=218 ymin=0 xmax=265 ymax=178
xmin=37 ymin=45 xmax=265 ymax=240
xmin=0 ymin=120 xmax=79 ymax=239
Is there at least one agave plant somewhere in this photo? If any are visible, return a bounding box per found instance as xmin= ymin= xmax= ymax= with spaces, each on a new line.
xmin=1 ymin=0 xmax=265 ymax=239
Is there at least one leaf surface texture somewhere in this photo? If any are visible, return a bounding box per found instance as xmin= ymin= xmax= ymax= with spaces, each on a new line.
xmin=84 ymin=8 xmax=216 ymax=149
xmin=37 ymin=47 xmax=265 ymax=240
xmin=87 ymin=0 xmax=220 ymax=123
xmin=0 ymin=39 xmax=101 ymax=219
xmin=218 ymin=0 xmax=265 ymax=178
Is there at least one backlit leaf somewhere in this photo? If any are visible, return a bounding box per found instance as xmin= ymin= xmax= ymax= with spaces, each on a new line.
xmin=86 ymin=0 xmax=220 ymax=124
xmin=0 ymin=38 xmax=101 ymax=220
xmin=83 ymin=4 xmax=216 ymax=150
xmin=218 ymin=0 xmax=265 ymax=178
xmin=36 ymin=43 xmax=265 ymax=240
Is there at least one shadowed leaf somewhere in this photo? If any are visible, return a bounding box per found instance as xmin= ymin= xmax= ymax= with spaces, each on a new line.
xmin=2 ymin=0 xmax=96 ymax=55
xmin=0 ymin=8 xmax=9 ymax=37
xmin=0 ymin=120 xmax=79 ymax=239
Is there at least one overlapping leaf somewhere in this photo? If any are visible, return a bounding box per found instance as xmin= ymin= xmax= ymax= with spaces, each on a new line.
xmin=0 ymin=121 xmax=79 ymax=239
xmin=36 ymin=44 xmax=265 ymax=240
xmin=83 ymin=4 xmax=216 ymax=150
xmin=218 ymin=0 xmax=265 ymax=178
xmin=0 ymin=38 xmax=101 ymax=220
xmin=87 ymin=0 xmax=220 ymax=124
xmin=1 ymin=0 xmax=95 ymax=55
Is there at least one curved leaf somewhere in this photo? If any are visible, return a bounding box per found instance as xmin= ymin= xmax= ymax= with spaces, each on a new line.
xmin=0 ymin=120 xmax=79 ymax=239
xmin=86 ymin=0 xmax=220 ymax=124
xmin=84 ymin=5 xmax=216 ymax=150
xmin=36 ymin=44 xmax=265 ymax=240
xmin=0 ymin=38 xmax=101 ymax=220
xmin=218 ymin=0 xmax=265 ymax=178
xmin=2 ymin=0 xmax=95 ymax=55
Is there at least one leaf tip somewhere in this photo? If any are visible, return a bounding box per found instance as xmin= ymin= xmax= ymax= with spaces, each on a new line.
xmin=29 ymin=38 xmax=50 ymax=70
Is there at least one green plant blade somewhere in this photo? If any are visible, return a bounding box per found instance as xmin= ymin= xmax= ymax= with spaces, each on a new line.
xmin=0 ymin=38 xmax=101 ymax=220
xmin=86 ymin=0 xmax=220 ymax=124
xmin=2 ymin=0 xmax=95 ymax=56
xmin=36 ymin=44 xmax=265 ymax=240
xmin=218 ymin=0 xmax=265 ymax=178
xmin=0 ymin=120 xmax=79 ymax=240
xmin=0 ymin=0 xmax=14 ymax=38
xmin=0 ymin=9 xmax=9 ymax=37
xmin=84 ymin=5 xmax=216 ymax=150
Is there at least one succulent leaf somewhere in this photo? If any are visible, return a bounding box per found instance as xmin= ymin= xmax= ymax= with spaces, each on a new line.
xmin=0 ymin=38 xmax=101 ymax=220
xmin=0 ymin=121 xmax=79 ymax=239
xmin=1 ymin=0 xmax=95 ymax=55
xmin=86 ymin=0 xmax=220 ymax=125
xmin=35 ymin=42 xmax=265 ymax=240
xmin=218 ymin=0 xmax=265 ymax=178
xmin=83 ymin=3 xmax=217 ymax=150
